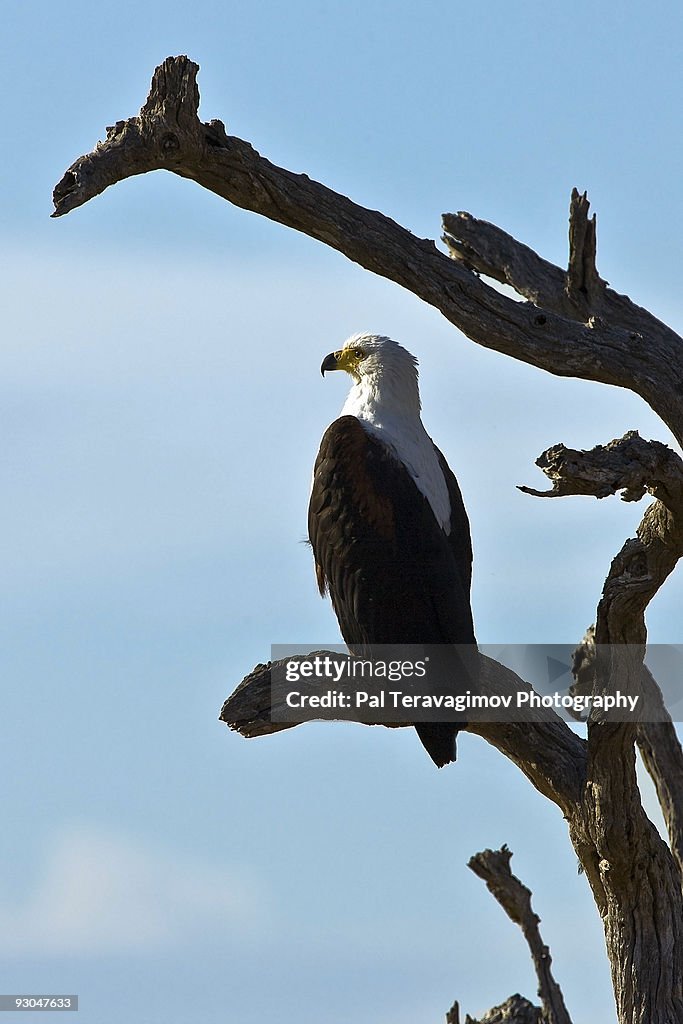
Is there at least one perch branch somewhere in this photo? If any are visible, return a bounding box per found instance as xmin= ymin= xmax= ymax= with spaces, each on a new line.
xmin=220 ymin=652 xmax=586 ymax=814
xmin=468 ymin=847 xmax=573 ymax=1024
xmin=52 ymin=56 xmax=683 ymax=445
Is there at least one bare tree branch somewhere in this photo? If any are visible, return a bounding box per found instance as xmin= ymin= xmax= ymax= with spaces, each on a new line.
xmin=446 ymin=1000 xmax=462 ymax=1024
xmin=520 ymin=430 xmax=683 ymax=642
xmin=521 ymin=432 xmax=683 ymax=650
xmin=519 ymin=432 xmax=683 ymax=505
xmin=636 ymin=681 xmax=683 ymax=877
xmin=52 ymin=56 xmax=683 ymax=445
xmin=574 ymin=639 xmax=683 ymax=879
xmin=468 ymin=847 xmax=573 ymax=1024
xmin=573 ymin=634 xmax=683 ymax=860
xmin=565 ymin=188 xmax=602 ymax=311
xmin=220 ymin=652 xmax=586 ymax=814
xmin=442 ymin=192 xmax=680 ymax=357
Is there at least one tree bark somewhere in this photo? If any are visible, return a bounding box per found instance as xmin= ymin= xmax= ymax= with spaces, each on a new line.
xmin=459 ymin=994 xmax=543 ymax=1024
xmin=467 ymin=847 xmax=573 ymax=1024
xmin=53 ymin=59 xmax=683 ymax=445
xmin=54 ymin=55 xmax=683 ymax=1024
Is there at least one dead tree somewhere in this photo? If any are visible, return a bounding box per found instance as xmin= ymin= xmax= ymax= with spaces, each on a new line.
xmin=53 ymin=56 xmax=683 ymax=1024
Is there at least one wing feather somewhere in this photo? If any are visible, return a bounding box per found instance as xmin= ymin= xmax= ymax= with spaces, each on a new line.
xmin=308 ymin=416 xmax=477 ymax=766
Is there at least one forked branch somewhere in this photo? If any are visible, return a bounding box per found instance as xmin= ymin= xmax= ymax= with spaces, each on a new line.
xmin=52 ymin=56 xmax=683 ymax=445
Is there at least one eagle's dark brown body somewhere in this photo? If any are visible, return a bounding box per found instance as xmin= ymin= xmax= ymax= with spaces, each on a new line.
xmin=308 ymin=415 xmax=477 ymax=766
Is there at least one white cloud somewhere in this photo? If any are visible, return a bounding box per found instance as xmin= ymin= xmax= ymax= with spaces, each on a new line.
xmin=0 ymin=826 xmax=269 ymax=955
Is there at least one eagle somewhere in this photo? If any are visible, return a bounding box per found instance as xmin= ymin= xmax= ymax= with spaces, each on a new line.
xmin=308 ymin=333 xmax=478 ymax=767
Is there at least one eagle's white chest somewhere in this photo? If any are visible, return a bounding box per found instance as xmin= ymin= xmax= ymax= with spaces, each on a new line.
xmin=342 ymin=397 xmax=452 ymax=534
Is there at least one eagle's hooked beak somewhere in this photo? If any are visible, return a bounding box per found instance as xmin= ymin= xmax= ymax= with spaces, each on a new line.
xmin=320 ymin=351 xmax=341 ymax=376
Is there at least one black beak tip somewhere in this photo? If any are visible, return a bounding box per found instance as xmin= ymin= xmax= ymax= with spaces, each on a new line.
xmin=320 ymin=352 xmax=338 ymax=377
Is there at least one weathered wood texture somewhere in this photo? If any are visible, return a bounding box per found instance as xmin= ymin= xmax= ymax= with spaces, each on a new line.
xmin=54 ymin=55 xmax=683 ymax=1024
xmin=53 ymin=59 xmax=683 ymax=446
xmin=221 ymin=653 xmax=587 ymax=813
xmin=468 ymin=847 xmax=572 ymax=1024
xmin=461 ymin=994 xmax=543 ymax=1024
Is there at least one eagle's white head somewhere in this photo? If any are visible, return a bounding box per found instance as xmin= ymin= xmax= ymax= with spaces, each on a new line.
xmin=320 ymin=332 xmax=421 ymax=418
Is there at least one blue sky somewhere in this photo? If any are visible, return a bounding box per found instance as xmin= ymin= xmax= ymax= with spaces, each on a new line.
xmin=3 ymin=2 xmax=683 ymax=1021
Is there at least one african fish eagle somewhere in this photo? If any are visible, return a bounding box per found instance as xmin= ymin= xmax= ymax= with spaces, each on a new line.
xmin=308 ymin=333 xmax=478 ymax=767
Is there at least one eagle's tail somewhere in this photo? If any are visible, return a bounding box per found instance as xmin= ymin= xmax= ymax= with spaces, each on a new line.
xmin=414 ymin=722 xmax=467 ymax=768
